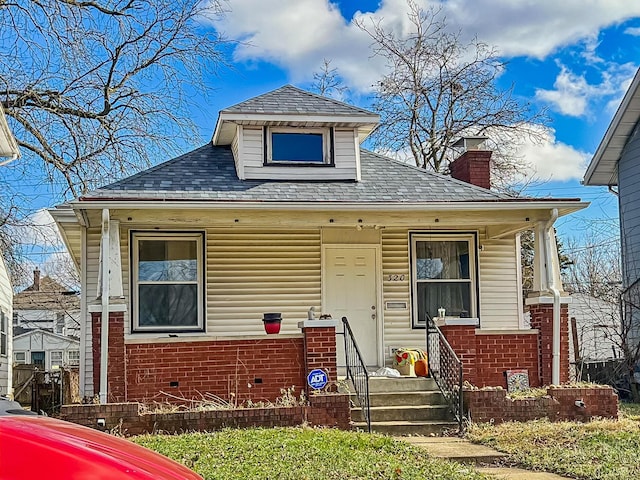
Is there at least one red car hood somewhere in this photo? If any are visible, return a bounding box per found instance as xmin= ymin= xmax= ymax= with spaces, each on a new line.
xmin=0 ymin=416 xmax=202 ymax=480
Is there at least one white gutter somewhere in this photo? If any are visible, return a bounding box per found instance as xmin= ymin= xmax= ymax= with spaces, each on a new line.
xmin=543 ymin=208 xmax=561 ymax=385
xmin=99 ymin=209 xmax=110 ymax=404
xmin=69 ymin=199 xmax=589 ymax=214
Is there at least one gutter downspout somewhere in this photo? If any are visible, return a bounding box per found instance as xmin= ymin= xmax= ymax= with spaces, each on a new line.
xmin=99 ymin=209 xmax=110 ymax=404
xmin=543 ymin=208 xmax=561 ymax=385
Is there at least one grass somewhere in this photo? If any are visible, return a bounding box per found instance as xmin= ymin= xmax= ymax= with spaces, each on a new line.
xmin=466 ymin=407 xmax=640 ymax=480
xmin=134 ymin=427 xmax=489 ymax=480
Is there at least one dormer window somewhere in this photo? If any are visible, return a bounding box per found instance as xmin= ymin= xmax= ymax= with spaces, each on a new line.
xmin=265 ymin=127 xmax=333 ymax=165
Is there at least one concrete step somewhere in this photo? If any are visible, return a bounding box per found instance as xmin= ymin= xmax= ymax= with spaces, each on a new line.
xmin=351 ymin=404 xmax=452 ymax=422
xmin=351 ymin=390 xmax=445 ymax=407
xmin=340 ymin=376 xmax=438 ymax=394
xmin=368 ymin=377 xmax=437 ymax=393
xmin=353 ymin=420 xmax=460 ymax=436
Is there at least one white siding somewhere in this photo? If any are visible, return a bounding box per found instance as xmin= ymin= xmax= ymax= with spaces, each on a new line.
xmin=241 ymin=127 xmax=359 ymax=180
xmin=82 ymin=229 xmax=101 ymax=397
xmin=379 ymin=229 xmax=522 ymax=365
xmin=478 ymin=238 xmax=521 ymax=330
xmin=207 ymin=228 xmax=321 ymax=335
xmin=0 ymin=255 xmax=11 ymax=395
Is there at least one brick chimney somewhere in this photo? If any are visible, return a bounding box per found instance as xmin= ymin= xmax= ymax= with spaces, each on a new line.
xmin=33 ymin=267 xmax=40 ymax=291
xmin=449 ymin=137 xmax=492 ymax=190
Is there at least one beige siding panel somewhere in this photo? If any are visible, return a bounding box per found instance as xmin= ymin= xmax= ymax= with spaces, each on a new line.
xmin=333 ymin=129 xmax=357 ymax=169
xmin=381 ymin=229 xmax=424 ymax=364
xmin=478 ymin=238 xmax=521 ymax=330
xmin=207 ymin=229 xmax=321 ymax=335
xmin=242 ymin=127 xmax=263 ymax=168
xmin=231 ymin=129 xmax=241 ymax=177
xmin=82 ymin=229 xmax=102 ymax=396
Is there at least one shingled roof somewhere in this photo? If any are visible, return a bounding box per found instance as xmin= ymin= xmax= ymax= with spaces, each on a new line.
xmin=14 ymin=276 xmax=79 ymax=311
xmin=81 ymin=144 xmax=514 ymax=203
xmin=221 ymin=84 xmax=376 ymax=117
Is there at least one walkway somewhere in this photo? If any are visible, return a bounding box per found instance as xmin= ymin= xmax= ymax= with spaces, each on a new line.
xmin=396 ymin=436 xmax=574 ymax=480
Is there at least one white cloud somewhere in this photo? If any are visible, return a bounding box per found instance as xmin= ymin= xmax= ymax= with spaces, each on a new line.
xmin=535 ymin=62 xmax=637 ymax=117
xmin=14 ymin=209 xmax=64 ymax=248
xmin=624 ymin=26 xmax=640 ymax=36
xmin=207 ymin=0 xmax=640 ymax=90
xmin=515 ymin=126 xmax=589 ymax=181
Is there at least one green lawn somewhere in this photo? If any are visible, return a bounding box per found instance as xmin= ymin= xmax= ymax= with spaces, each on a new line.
xmin=466 ymin=405 xmax=640 ymax=480
xmin=134 ymin=427 xmax=489 ymax=480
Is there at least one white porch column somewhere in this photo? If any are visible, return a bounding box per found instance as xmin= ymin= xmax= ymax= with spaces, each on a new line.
xmin=99 ymin=209 xmax=110 ymax=404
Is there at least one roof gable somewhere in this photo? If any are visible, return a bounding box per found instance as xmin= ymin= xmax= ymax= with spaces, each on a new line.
xmin=222 ymin=85 xmax=376 ymax=117
xmin=212 ymin=85 xmax=379 ymax=146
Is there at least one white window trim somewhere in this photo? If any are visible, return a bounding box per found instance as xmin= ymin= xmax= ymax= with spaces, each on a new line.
xmin=265 ymin=126 xmax=332 ymax=164
xmin=50 ymin=350 xmax=64 ymax=369
xmin=67 ymin=349 xmax=80 ymax=366
xmin=14 ymin=351 xmax=26 ymax=364
xmin=410 ymin=233 xmax=478 ymax=328
xmin=132 ymin=231 xmax=205 ymax=333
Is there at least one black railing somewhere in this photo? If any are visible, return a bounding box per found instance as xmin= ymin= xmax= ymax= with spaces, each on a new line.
xmin=341 ymin=316 xmax=371 ymax=433
xmin=426 ymin=315 xmax=464 ymax=431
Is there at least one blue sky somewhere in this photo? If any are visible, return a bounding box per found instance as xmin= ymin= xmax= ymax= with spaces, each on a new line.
xmin=11 ymin=0 xmax=640 ymax=280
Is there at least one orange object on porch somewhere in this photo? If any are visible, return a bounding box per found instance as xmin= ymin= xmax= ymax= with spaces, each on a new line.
xmin=415 ymin=359 xmax=428 ymax=377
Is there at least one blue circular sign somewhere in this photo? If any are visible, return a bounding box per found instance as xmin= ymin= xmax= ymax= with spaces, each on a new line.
xmin=307 ymin=369 xmax=328 ymax=390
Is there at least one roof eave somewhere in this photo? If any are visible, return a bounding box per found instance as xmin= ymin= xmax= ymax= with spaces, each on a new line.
xmin=68 ymin=198 xmax=589 ymax=217
xmin=212 ymin=111 xmax=380 ymax=146
xmin=584 ymin=68 xmax=640 ymax=186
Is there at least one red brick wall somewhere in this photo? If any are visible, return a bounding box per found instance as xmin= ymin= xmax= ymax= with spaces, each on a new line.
xmin=92 ymin=312 xmax=126 ymax=402
xmin=440 ymin=326 xmax=540 ymax=387
xmin=463 ymin=386 xmax=618 ymax=423
xmin=475 ymin=333 xmax=540 ymax=387
xmin=125 ymin=338 xmax=306 ymax=404
xmin=439 ymin=325 xmax=477 ymax=381
xmin=529 ymin=303 xmax=569 ymax=385
xmin=449 ymin=150 xmax=492 ymax=189
xmin=303 ymin=326 xmax=338 ymax=393
xmin=59 ymin=394 xmax=351 ymax=436
xmin=91 ymin=315 xmax=339 ymax=404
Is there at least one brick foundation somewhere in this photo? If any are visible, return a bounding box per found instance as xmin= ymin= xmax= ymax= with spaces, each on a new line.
xmin=59 ymin=394 xmax=351 ymax=436
xmin=463 ymin=385 xmax=618 ymax=423
xmin=91 ymin=313 xmax=338 ymax=404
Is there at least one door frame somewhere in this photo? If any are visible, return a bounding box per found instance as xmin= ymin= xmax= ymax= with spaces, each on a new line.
xmin=321 ymin=244 xmax=384 ymax=368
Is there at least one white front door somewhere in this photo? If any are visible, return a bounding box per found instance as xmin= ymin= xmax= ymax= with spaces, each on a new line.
xmin=324 ymin=247 xmax=379 ymax=367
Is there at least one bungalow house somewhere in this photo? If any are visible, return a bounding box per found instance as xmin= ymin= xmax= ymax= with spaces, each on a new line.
xmin=51 ymin=86 xmax=587 ymax=404
xmin=12 ymin=268 xmax=80 ymax=369
xmin=584 ymin=67 xmax=640 ymax=352
xmin=0 ymin=102 xmax=19 ymax=397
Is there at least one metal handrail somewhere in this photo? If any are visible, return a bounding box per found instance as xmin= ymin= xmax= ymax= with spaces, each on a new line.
xmin=341 ymin=316 xmax=371 ymax=433
xmin=425 ymin=315 xmax=464 ymax=431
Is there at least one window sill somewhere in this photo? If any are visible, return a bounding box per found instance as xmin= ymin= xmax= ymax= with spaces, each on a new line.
xmin=435 ymin=317 xmax=479 ymax=327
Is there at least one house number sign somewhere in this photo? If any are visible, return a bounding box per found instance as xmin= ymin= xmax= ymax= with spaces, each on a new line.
xmin=388 ymin=274 xmax=405 ymax=281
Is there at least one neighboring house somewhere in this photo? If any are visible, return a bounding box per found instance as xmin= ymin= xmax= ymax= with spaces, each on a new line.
xmin=0 ymin=102 xmax=19 ymax=397
xmin=584 ymin=67 xmax=640 ymax=350
xmin=12 ymin=268 xmax=80 ymax=370
xmin=51 ymin=85 xmax=587 ymax=403
xmin=568 ymin=293 xmax=621 ymax=363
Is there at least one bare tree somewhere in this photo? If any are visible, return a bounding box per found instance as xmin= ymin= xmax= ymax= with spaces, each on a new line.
xmin=311 ymin=59 xmax=349 ymax=99
xmin=356 ymin=2 xmax=548 ymax=186
xmin=0 ymin=0 xmax=226 ymax=198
